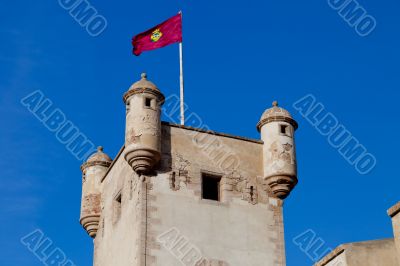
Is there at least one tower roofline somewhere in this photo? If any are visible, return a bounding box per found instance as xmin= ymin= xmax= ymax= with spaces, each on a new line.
xmin=100 ymin=121 xmax=263 ymax=183
xmin=163 ymin=121 xmax=263 ymax=144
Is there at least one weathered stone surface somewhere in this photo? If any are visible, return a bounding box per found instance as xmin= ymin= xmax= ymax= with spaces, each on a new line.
xmin=80 ymin=74 xmax=300 ymax=266
xmin=92 ymin=121 xmax=289 ymax=265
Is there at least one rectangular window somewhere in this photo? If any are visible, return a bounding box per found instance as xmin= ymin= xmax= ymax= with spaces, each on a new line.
xmin=280 ymin=124 xmax=288 ymax=134
xmin=280 ymin=124 xmax=292 ymax=137
xmin=145 ymin=97 xmax=152 ymax=107
xmin=202 ymin=174 xmax=221 ymax=201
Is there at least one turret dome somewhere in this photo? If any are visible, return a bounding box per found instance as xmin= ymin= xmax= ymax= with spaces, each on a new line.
xmin=81 ymin=146 xmax=112 ymax=170
xmin=257 ymin=101 xmax=298 ymax=132
xmin=87 ymin=146 xmax=112 ymax=163
xmin=123 ymin=73 xmax=164 ymax=103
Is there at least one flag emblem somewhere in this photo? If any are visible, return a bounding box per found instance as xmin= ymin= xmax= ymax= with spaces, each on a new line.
xmin=151 ymin=29 xmax=163 ymax=42
xmin=132 ymin=13 xmax=182 ymax=56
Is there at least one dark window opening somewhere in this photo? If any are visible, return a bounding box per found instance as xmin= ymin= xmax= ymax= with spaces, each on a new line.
xmin=280 ymin=125 xmax=288 ymax=134
xmin=145 ymin=97 xmax=152 ymax=107
xmin=202 ymin=174 xmax=221 ymax=201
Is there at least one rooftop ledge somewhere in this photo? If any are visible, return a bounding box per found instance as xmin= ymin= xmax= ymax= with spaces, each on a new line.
xmin=314 ymin=245 xmax=345 ymax=266
xmin=388 ymin=201 xmax=400 ymax=217
xmin=315 ymin=239 xmax=395 ymax=266
xmin=162 ymin=121 xmax=263 ymax=144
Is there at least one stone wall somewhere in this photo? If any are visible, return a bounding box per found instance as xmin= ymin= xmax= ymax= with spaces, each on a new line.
xmin=93 ymin=151 xmax=144 ymax=266
xmin=93 ymin=124 xmax=287 ymax=266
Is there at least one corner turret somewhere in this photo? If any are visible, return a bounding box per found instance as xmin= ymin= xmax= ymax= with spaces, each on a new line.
xmin=257 ymin=101 xmax=298 ymax=199
xmin=80 ymin=146 xmax=112 ymax=237
xmin=123 ymin=73 xmax=165 ymax=174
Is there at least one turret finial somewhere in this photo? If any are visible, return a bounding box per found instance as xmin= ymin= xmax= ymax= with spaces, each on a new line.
xmin=141 ymin=73 xmax=147 ymax=79
xmin=272 ymin=101 xmax=278 ymax=107
xmin=97 ymin=146 xmax=103 ymax=152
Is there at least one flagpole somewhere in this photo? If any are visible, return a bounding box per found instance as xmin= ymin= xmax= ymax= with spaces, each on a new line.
xmin=179 ymin=11 xmax=185 ymax=126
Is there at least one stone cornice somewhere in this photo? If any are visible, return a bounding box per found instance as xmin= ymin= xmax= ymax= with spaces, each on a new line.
xmin=257 ymin=116 xmax=298 ymax=132
xmin=314 ymin=245 xmax=345 ymax=266
xmin=388 ymin=201 xmax=400 ymax=217
xmin=81 ymin=160 xmax=111 ymax=171
xmin=123 ymin=88 xmax=165 ymax=104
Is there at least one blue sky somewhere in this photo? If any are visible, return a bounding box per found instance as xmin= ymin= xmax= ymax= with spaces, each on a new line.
xmin=1 ymin=0 xmax=399 ymax=265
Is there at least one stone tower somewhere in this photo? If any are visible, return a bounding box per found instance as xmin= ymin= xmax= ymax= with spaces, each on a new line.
xmin=79 ymin=74 xmax=299 ymax=266
xmin=123 ymin=73 xmax=165 ymax=174
xmin=257 ymin=101 xmax=298 ymax=199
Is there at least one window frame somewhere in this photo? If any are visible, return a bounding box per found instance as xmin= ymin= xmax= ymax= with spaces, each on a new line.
xmin=143 ymin=97 xmax=156 ymax=110
xmin=279 ymin=124 xmax=292 ymax=137
xmin=201 ymin=173 xmax=222 ymax=201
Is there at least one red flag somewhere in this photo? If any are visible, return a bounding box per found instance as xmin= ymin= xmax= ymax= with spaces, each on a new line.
xmin=132 ymin=14 xmax=182 ymax=56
